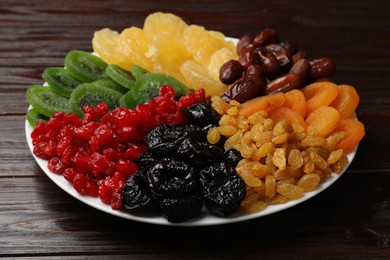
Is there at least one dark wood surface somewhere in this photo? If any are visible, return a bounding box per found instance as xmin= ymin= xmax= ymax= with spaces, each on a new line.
xmin=1 ymin=0 xmax=389 ymax=258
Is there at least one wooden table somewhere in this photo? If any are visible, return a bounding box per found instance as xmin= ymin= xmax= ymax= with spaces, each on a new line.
xmin=1 ymin=0 xmax=389 ymax=258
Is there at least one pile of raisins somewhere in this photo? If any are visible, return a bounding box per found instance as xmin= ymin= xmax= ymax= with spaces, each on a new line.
xmin=219 ymin=28 xmax=336 ymax=103
xmin=122 ymin=101 xmax=246 ymax=223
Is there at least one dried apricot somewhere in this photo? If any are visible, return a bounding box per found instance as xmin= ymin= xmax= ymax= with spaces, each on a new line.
xmin=268 ymin=106 xmax=306 ymax=131
xmin=306 ymin=106 xmax=341 ymax=137
xmin=302 ymin=82 xmax=339 ymax=115
xmin=283 ymin=89 xmax=307 ymax=118
xmin=330 ymin=84 xmax=360 ymax=119
xmin=238 ymin=92 xmax=286 ymax=118
xmin=335 ymin=119 xmax=365 ymax=153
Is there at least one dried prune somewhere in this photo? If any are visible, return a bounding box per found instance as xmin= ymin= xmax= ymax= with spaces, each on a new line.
xmin=134 ymin=151 xmax=157 ymax=169
xmin=146 ymin=124 xmax=184 ymax=156
xmin=200 ymin=162 xmax=246 ymax=217
xmin=159 ymin=193 xmax=203 ymax=223
xmin=223 ymin=149 xmax=243 ymax=167
xmin=147 ymin=157 xmax=199 ymax=198
xmin=122 ymin=171 xmax=157 ymax=212
xmin=176 ymin=138 xmax=224 ymax=169
xmin=185 ymin=101 xmax=220 ymax=127
xmin=182 ymin=124 xmax=207 ymax=141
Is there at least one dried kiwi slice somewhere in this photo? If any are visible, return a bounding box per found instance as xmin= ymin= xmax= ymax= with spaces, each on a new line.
xmin=69 ymin=83 xmax=122 ymax=117
xmin=42 ymin=67 xmax=83 ymax=98
xmin=26 ymin=85 xmax=71 ymax=117
xmin=26 ymin=108 xmax=49 ymax=127
xmin=105 ymin=64 xmax=136 ymax=89
xmin=133 ymin=73 xmax=193 ymax=105
xmin=93 ymin=78 xmax=128 ymax=94
xmin=130 ymin=64 xmax=148 ymax=80
xmin=119 ymin=89 xmax=138 ymax=109
xmin=64 ymin=50 xmax=108 ymax=83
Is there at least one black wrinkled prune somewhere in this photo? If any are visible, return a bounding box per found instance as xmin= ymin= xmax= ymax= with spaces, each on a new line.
xmin=185 ymin=101 xmax=220 ymax=127
xmin=134 ymin=151 xmax=158 ymax=169
xmin=122 ymin=171 xmax=157 ymax=212
xmin=159 ymin=193 xmax=203 ymax=223
xmin=146 ymin=124 xmax=184 ymax=155
xmin=147 ymin=157 xmax=199 ymax=198
xmin=183 ymin=124 xmax=207 ymax=141
xmin=200 ymin=162 xmax=246 ymax=217
xmin=223 ymin=149 xmax=243 ymax=167
xmin=176 ymin=138 xmax=224 ymax=169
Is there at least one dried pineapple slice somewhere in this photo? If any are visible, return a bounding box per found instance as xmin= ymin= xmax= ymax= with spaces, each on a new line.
xmin=92 ymin=28 xmax=130 ymax=70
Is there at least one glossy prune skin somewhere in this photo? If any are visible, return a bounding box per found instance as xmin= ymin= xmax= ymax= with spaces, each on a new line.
xmin=223 ymin=149 xmax=243 ymax=167
xmin=176 ymin=138 xmax=224 ymax=169
xmin=147 ymin=157 xmax=200 ymax=198
xmin=200 ymin=162 xmax=246 ymax=217
xmin=182 ymin=124 xmax=207 ymax=142
xmin=185 ymin=101 xmax=220 ymax=127
xmin=146 ymin=124 xmax=184 ymax=156
xmin=134 ymin=151 xmax=158 ymax=169
xmin=159 ymin=193 xmax=203 ymax=223
xmin=122 ymin=171 xmax=157 ymax=212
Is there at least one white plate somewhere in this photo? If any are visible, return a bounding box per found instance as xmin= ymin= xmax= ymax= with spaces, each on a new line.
xmin=25 ymin=37 xmax=357 ymax=226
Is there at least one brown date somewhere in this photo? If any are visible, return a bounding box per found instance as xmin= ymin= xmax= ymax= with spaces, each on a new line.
xmin=246 ymin=64 xmax=262 ymax=78
xmin=264 ymin=73 xmax=304 ymax=95
xmin=219 ymin=60 xmax=243 ymax=85
xmin=292 ymin=50 xmax=306 ymax=63
xmin=239 ymin=44 xmax=255 ymax=69
xmin=289 ymin=58 xmax=310 ymax=81
xmin=264 ymin=44 xmax=293 ymax=71
xmin=253 ymin=28 xmax=280 ymax=47
xmin=309 ymin=57 xmax=336 ymax=79
xmin=222 ymin=75 xmax=265 ymax=103
xmin=254 ymin=48 xmax=280 ymax=78
xmin=237 ymin=34 xmax=254 ymax=56
xmin=281 ymin=41 xmax=299 ymax=55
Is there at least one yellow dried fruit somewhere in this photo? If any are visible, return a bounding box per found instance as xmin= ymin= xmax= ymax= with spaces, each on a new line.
xmin=92 ymin=28 xmax=130 ymax=70
xmin=276 ymin=183 xmax=304 ymax=199
xmin=328 ymin=149 xmax=344 ymax=164
xmin=288 ymin=149 xmax=304 ymax=168
xmin=143 ymin=12 xmax=188 ymax=41
xmin=208 ymin=47 xmax=237 ymax=81
xmin=218 ymin=125 xmax=237 ymax=136
xmin=180 ymin=60 xmax=228 ymax=96
xmin=297 ymin=174 xmax=321 ymax=191
xmin=272 ymin=148 xmax=286 ymax=170
xmin=206 ymin=127 xmax=220 ymax=144
xmin=119 ymin=27 xmax=153 ymax=71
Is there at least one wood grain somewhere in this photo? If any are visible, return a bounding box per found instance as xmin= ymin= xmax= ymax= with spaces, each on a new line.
xmin=1 ymin=0 xmax=390 ymax=258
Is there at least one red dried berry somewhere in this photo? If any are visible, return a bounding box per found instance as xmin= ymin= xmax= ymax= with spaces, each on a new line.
xmin=88 ymin=152 xmax=108 ymax=175
xmin=110 ymin=192 xmax=122 ymax=209
xmin=73 ymin=173 xmax=87 ymax=194
xmin=178 ymin=94 xmax=196 ymax=109
xmin=48 ymin=156 xmax=66 ymax=174
xmin=159 ymin=85 xmax=176 ymax=98
xmin=56 ymin=135 xmax=72 ymax=155
xmin=63 ymin=168 xmax=76 ymax=183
